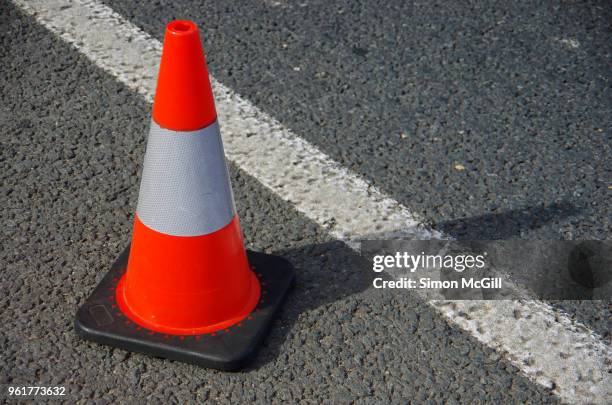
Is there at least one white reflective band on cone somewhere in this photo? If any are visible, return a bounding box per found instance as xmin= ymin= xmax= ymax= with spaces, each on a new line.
xmin=136 ymin=120 xmax=236 ymax=236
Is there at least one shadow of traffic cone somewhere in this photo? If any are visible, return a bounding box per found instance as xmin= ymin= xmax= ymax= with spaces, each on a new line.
xmin=75 ymin=20 xmax=294 ymax=370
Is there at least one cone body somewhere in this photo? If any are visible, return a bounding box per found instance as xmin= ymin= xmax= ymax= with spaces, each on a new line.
xmin=116 ymin=20 xmax=260 ymax=335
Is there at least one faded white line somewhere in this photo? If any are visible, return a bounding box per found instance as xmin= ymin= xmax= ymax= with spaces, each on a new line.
xmin=13 ymin=0 xmax=611 ymax=403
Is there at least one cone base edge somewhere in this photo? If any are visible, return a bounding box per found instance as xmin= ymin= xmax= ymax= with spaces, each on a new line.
xmin=75 ymin=245 xmax=295 ymax=371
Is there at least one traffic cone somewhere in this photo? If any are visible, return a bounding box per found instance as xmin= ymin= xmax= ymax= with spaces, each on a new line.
xmin=75 ymin=20 xmax=294 ymax=370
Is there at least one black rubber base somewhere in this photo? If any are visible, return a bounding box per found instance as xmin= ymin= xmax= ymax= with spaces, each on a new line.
xmin=75 ymin=246 xmax=295 ymax=371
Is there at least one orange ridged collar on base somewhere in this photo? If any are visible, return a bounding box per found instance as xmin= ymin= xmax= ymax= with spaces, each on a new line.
xmin=152 ymin=20 xmax=217 ymax=131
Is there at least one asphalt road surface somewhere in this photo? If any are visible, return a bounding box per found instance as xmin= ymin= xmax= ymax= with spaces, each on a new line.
xmin=1 ymin=0 xmax=610 ymax=403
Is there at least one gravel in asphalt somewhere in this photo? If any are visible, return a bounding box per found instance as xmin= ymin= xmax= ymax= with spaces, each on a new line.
xmin=102 ymin=0 xmax=611 ymax=241
xmin=100 ymin=0 xmax=611 ymax=340
xmin=0 ymin=3 xmax=565 ymax=403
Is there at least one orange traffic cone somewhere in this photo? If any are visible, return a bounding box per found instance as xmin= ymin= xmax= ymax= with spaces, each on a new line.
xmin=76 ymin=20 xmax=294 ymax=370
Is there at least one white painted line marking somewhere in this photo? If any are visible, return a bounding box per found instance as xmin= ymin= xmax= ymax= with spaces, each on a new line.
xmin=13 ymin=0 xmax=611 ymax=403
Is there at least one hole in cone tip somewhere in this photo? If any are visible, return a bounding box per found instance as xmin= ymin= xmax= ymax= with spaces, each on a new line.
xmin=168 ymin=20 xmax=196 ymax=34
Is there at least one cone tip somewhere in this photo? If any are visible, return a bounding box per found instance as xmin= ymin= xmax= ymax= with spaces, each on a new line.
xmin=166 ymin=20 xmax=198 ymax=37
xmin=153 ymin=19 xmax=217 ymax=131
